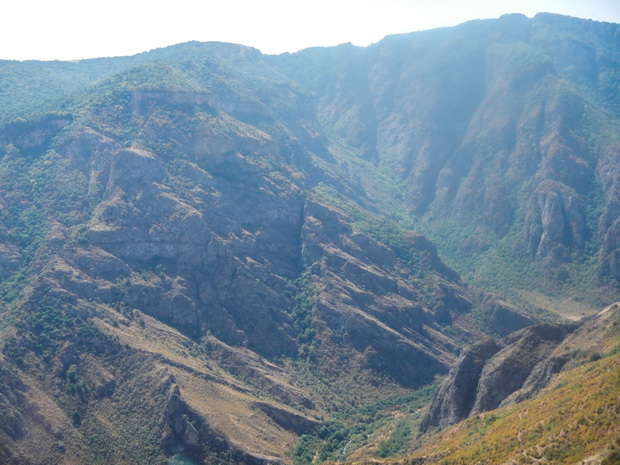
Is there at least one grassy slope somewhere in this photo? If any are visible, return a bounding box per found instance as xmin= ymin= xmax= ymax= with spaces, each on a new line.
xmin=390 ymin=351 xmax=620 ymax=465
xmin=320 ymin=350 xmax=620 ymax=465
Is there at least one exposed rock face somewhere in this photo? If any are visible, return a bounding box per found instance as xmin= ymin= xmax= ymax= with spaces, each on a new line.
xmin=420 ymin=305 xmax=618 ymax=432
xmin=161 ymin=379 xmax=236 ymax=461
xmin=0 ymin=14 xmax=618 ymax=464
xmin=252 ymin=402 xmax=319 ymax=436
xmin=419 ymin=339 xmax=500 ymax=432
xmin=468 ymin=323 xmax=576 ymax=415
xmin=273 ymin=13 xmax=620 ymax=295
xmin=0 ymin=115 xmax=72 ymax=155
xmin=301 ymin=198 xmax=472 ymax=387
xmin=525 ymin=181 xmax=586 ymax=264
xmin=597 ymin=149 xmax=620 ymax=280
xmin=502 ymin=303 xmax=620 ymax=406
xmin=61 ymin=119 xmax=306 ymax=357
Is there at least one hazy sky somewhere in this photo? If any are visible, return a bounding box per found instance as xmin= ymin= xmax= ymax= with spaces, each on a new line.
xmin=1 ymin=0 xmax=619 ymax=61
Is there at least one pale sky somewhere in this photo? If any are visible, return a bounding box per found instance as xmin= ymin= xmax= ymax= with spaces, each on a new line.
xmin=1 ymin=0 xmax=619 ymax=61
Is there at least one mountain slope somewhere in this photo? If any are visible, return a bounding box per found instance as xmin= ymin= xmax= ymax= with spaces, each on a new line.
xmin=0 ymin=42 xmax=495 ymax=464
xmin=404 ymin=348 xmax=620 ymax=465
xmin=420 ymin=304 xmax=619 ymax=433
xmin=273 ymin=13 xmax=620 ymax=310
xmin=0 ymin=13 xmax=618 ymax=465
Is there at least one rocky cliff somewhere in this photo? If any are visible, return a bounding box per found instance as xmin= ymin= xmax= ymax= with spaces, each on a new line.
xmin=0 ymin=43 xmax=493 ymax=464
xmin=0 ymin=13 xmax=618 ymax=465
xmin=420 ymin=303 xmax=619 ymax=433
xmin=273 ymin=13 xmax=620 ymax=306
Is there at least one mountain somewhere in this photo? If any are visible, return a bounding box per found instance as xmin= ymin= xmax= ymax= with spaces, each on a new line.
xmin=0 ymin=12 xmax=618 ymax=465
xmin=0 ymin=41 xmax=509 ymax=465
xmin=398 ymin=316 xmax=620 ymax=465
xmin=271 ymin=13 xmax=620 ymax=311
xmin=419 ymin=303 xmax=619 ymax=433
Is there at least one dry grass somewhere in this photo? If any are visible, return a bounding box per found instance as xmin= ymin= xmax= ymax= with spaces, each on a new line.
xmin=4 ymin=368 xmax=93 ymax=464
xmin=402 ymin=352 xmax=620 ymax=465
xmin=94 ymin=306 xmax=224 ymax=378
xmin=93 ymin=303 xmax=318 ymax=463
xmin=174 ymin=369 xmax=300 ymax=461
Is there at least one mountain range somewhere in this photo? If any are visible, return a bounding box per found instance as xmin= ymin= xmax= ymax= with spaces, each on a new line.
xmin=0 ymin=12 xmax=618 ymax=465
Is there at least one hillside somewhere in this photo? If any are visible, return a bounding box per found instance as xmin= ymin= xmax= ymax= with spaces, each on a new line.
xmin=291 ymin=304 xmax=620 ymax=464
xmin=0 ymin=40 xmax=499 ymax=465
xmin=272 ymin=13 xmax=620 ymax=311
xmin=0 ymin=12 xmax=619 ymax=465
xmin=364 ymin=345 xmax=620 ymax=465
xmin=402 ymin=312 xmax=620 ymax=465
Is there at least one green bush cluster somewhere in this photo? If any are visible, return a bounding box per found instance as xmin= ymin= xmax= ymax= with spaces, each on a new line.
xmin=0 ymin=156 xmax=46 ymax=264
xmin=287 ymin=270 xmax=317 ymax=358
xmin=293 ymin=384 xmax=437 ymax=464
xmin=294 ymin=420 xmax=367 ymax=465
xmin=2 ymin=295 xmax=117 ymax=366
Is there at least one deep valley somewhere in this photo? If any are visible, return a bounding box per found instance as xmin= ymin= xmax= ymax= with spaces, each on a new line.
xmin=0 ymin=12 xmax=619 ymax=465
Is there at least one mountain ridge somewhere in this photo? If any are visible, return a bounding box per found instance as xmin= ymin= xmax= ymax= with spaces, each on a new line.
xmin=0 ymin=13 xmax=619 ymax=464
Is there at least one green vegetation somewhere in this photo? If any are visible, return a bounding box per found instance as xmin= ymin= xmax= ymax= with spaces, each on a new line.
xmin=1 ymin=205 xmax=44 ymax=265
xmin=417 ymin=189 xmax=607 ymax=314
xmin=82 ymin=358 xmax=171 ymax=463
xmin=376 ymin=420 xmax=411 ymax=458
xmin=0 ymin=154 xmax=46 ymax=264
xmin=2 ymin=295 xmax=117 ymax=366
xmin=287 ymin=270 xmax=317 ymax=358
xmin=295 ymin=420 xmax=367 ymax=465
xmin=0 ymin=146 xmax=48 ymax=305
xmin=293 ymin=384 xmax=437 ymax=464
xmin=602 ymin=450 xmax=620 ymax=465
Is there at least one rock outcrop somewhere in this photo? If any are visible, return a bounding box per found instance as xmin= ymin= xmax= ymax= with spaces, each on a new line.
xmin=502 ymin=303 xmax=620 ymax=406
xmin=420 ymin=304 xmax=618 ymax=432
xmin=468 ymin=323 xmax=576 ymax=415
xmin=419 ymin=339 xmax=500 ymax=432
xmin=0 ymin=14 xmax=618 ymax=464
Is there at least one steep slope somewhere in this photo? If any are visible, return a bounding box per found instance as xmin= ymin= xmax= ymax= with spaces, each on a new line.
xmin=324 ymin=304 xmax=620 ymax=464
xmin=404 ymin=347 xmax=620 ymax=465
xmin=0 ymin=13 xmax=618 ymax=465
xmin=273 ymin=13 xmax=620 ymax=310
xmin=420 ymin=303 xmax=619 ymax=433
xmin=0 ymin=43 xmax=505 ymax=464
xmin=289 ymin=305 xmax=619 ymax=464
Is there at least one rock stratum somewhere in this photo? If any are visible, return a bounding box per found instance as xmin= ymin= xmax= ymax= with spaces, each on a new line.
xmin=420 ymin=304 xmax=620 ymax=433
xmin=0 ymin=12 xmax=618 ymax=465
